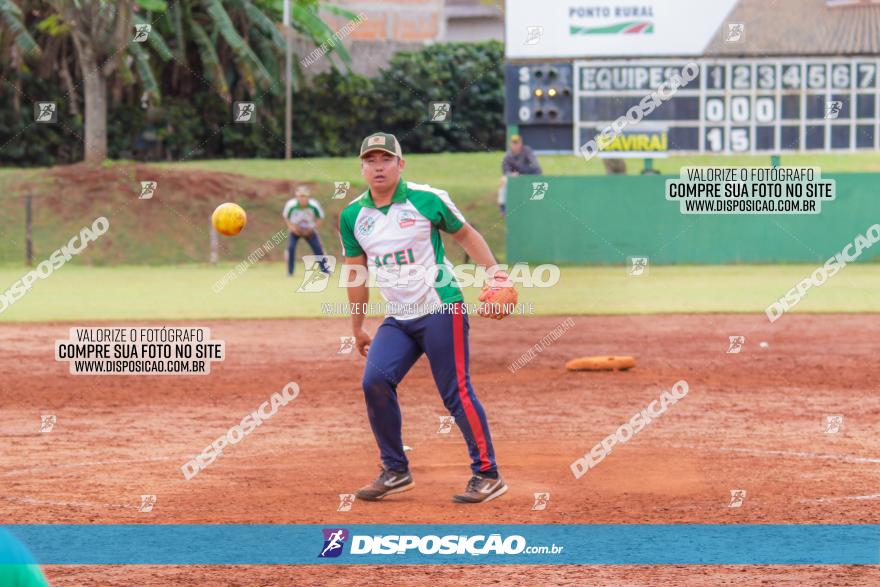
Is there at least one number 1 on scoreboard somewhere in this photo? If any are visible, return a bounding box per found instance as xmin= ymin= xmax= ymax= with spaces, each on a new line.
xmin=705 ymin=128 xmax=723 ymax=152
xmin=707 ymin=65 xmax=725 ymax=89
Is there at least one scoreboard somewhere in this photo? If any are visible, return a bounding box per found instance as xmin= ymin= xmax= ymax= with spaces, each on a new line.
xmin=506 ymin=57 xmax=880 ymax=155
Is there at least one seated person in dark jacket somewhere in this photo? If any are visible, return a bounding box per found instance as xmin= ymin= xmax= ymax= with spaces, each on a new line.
xmin=499 ymin=135 xmax=542 ymax=215
xmin=501 ymin=134 xmax=543 ymax=176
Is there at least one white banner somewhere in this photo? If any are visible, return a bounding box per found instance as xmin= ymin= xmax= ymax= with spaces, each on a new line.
xmin=505 ymin=0 xmax=738 ymax=59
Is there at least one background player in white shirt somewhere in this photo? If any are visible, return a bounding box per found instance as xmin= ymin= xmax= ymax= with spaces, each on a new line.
xmin=282 ymin=184 xmax=330 ymax=276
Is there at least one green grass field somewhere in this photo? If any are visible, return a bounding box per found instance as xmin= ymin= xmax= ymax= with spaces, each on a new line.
xmin=2 ymin=151 xmax=879 ymax=269
xmin=160 ymin=152 xmax=880 ymax=254
xmin=2 ymin=263 xmax=878 ymax=322
xmin=2 ymin=152 xmax=879 ymax=323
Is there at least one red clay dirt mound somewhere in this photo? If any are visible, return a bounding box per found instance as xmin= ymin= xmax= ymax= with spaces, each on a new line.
xmin=2 ymin=313 xmax=879 ymax=585
xmin=4 ymin=163 xmax=333 ymax=265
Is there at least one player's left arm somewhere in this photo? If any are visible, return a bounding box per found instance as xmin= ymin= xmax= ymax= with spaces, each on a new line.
xmin=430 ymin=190 xmax=503 ymax=279
xmin=451 ymin=223 xmax=502 ymax=277
xmin=434 ymin=190 xmax=513 ymax=318
xmin=452 ymin=223 xmax=516 ymax=319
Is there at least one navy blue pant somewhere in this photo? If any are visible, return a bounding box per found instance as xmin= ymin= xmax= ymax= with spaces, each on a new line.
xmin=287 ymin=232 xmax=329 ymax=275
xmin=361 ymin=302 xmax=498 ymax=475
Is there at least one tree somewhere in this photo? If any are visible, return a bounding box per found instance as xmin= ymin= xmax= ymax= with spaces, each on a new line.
xmin=0 ymin=0 xmax=42 ymax=114
xmin=52 ymin=0 xmax=131 ymax=162
xmin=0 ymin=0 xmax=357 ymax=162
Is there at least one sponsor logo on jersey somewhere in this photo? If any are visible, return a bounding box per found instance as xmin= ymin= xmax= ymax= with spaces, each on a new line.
xmin=357 ymin=216 xmax=377 ymax=237
xmin=398 ymin=210 xmax=417 ymax=228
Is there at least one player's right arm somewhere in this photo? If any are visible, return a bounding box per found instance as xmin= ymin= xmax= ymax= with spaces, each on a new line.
xmin=343 ymin=255 xmax=371 ymax=356
xmin=339 ymin=205 xmax=371 ymax=356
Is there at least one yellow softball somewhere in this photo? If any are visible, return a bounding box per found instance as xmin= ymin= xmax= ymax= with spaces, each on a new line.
xmin=211 ymin=203 xmax=247 ymax=236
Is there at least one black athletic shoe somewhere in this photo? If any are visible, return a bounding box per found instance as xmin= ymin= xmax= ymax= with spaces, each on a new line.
xmin=453 ymin=473 xmax=508 ymax=503
xmin=355 ymin=466 xmax=415 ymax=501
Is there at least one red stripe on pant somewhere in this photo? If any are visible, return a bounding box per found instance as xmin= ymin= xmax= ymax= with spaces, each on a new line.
xmin=452 ymin=303 xmax=492 ymax=471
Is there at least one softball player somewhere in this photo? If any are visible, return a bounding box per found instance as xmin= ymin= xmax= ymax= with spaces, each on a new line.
xmin=282 ymin=185 xmax=330 ymax=276
xmin=340 ymin=132 xmax=508 ymax=504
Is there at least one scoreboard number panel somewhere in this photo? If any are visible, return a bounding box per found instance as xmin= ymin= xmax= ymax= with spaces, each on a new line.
xmin=566 ymin=58 xmax=880 ymax=155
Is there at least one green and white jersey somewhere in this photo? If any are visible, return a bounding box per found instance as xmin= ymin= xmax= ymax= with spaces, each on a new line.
xmin=339 ymin=178 xmax=466 ymax=320
xmin=283 ymin=198 xmax=324 ymax=231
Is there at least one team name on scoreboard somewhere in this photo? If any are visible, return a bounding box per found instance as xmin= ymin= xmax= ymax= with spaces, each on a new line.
xmin=581 ymin=66 xmax=686 ymax=91
xmin=597 ymin=129 xmax=668 ymax=156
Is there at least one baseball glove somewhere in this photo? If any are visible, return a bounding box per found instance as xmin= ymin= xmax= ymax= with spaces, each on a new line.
xmin=478 ymin=271 xmax=518 ymax=320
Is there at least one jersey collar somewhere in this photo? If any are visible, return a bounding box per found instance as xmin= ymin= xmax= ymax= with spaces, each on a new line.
xmin=363 ymin=178 xmax=407 ymax=208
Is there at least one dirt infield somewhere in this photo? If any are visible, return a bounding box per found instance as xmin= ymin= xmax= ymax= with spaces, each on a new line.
xmin=2 ymin=314 xmax=879 ymax=585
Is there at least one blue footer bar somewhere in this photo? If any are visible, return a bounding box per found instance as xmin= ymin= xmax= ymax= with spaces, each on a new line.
xmin=2 ymin=525 xmax=879 ymax=565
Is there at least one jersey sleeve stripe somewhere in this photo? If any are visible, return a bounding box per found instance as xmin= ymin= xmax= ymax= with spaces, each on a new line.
xmin=407 ymin=182 xmax=466 ymax=224
xmin=432 ymin=190 xmax=465 ymax=224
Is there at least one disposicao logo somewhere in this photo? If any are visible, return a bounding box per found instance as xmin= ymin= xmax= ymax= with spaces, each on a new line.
xmin=319 ymin=528 xmax=349 ymax=558
xmin=321 ymin=532 xmax=528 ymax=556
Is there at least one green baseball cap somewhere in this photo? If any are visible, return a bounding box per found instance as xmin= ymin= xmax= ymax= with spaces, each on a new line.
xmin=360 ymin=132 xmax=403 ymax=159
